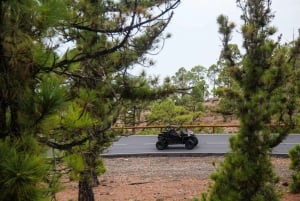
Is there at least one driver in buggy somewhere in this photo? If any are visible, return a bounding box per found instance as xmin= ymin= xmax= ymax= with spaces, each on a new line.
xmin=165 ymin=124 xmax=179 ymax=137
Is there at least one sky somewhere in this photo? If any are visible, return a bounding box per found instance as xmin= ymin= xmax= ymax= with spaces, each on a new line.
xmin=132 ymin=0 xmax=300 ymax=79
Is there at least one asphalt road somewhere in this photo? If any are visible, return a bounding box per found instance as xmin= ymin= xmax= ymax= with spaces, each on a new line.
xmin=101 ymin=134 xmax=300 ymax=157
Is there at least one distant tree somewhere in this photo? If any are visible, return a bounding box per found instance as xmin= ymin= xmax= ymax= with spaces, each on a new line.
xmin=170 ymin=66 xmax=208 ymax=122
xmin=203 ymin=1 xmax=300 ymax=201
xmin=211 ymin=44 xmax=242 ymax=121
xmin=146 ymin=98 xmax=193 ymax=126
xmin=171 ymin=66 xmax=208 ymax=96
xmin=207 ymin=64 xmax=220 ymax=97
xmin=145 ymin=65 xmax=209 ymax=127
xmin=190 ymin=65 xmax=209 ymax=100
xmin=119 ymin=72 xmax=176 ymax=128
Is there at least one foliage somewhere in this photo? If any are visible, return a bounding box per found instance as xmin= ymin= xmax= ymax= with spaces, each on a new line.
xmin=0 ymin=0 xmax=68 ymax=138
xmin=214 ymin=86 xmax=239 ymax=121
xmin=0 ymin=136 xmax=50 ymax=201
xmin=136 ymin=128 xmax=162 ymax=135
xmin=143 ymin=66 xmax=207 ymax=127
xmin=207 ymin=64 xmax=220 ymax=97
xmin=289 ymin=145 xmax=300 ymax=193
xmin=146 ymin=99 xmax=193 ymax=125
xmin=203 ymin=0 xmax=300 ymax=201
xmin=117 ymin=72 xmax=178 ymax=128
xmin=171 ymin=66 xmax=208 ymax=103
xmin=213 ymin=44 xmax=242 ymax=120
xmin=171 ymin=66 xmax=207 ymax=120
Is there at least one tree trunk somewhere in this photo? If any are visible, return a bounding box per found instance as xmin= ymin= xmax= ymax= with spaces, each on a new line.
xmin=10 ymin=103 xmax=21 ymax=138
xmin=78 ymin=171 xmax=95 ymax=201
xmin=91 ymin=171 xmax=100 ymax=187
xmin=0 ymin=101 xmax=7 ymax=138
xmin=84 ymin=151 xmax=100 ymax=187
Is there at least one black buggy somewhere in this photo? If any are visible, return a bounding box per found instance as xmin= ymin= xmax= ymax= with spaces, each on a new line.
xmin=156 ymin=125 xmax=198 ymax=150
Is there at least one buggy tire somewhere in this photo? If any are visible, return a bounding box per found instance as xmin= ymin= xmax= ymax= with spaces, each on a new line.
xmin=191 ymin=136 xmax=198 ymax=146
xmin=185 ymin=139 xmax=195 ymax=150
xmin=156 ymin=140 xmax=167 ymax=150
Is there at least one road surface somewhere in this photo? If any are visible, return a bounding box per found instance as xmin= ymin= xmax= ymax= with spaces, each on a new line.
xmin=101 ymin=134 xmax=300 ymax=157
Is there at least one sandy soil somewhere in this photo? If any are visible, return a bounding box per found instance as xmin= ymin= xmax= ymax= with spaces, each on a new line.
xmin=56 ymin=156 xmax=300 ymax=201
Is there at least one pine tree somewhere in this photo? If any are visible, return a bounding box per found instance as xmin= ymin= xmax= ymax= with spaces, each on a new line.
xmin=1 ymin=0 xmax=180 ymax=200
xmin=0 ymin=1 xmax=68 ymax=200
xmin=289 ymin=145 xmax=300 ymax=193
xmin=203 ymin=1 xmax=299 ymax=200
xmin=0 ymin=0 xmax=67 ymax=139
xmin=288 ymin=35 xmax=300 ymax=194
xmin=44 ymin=1 xmax=180 ymax=200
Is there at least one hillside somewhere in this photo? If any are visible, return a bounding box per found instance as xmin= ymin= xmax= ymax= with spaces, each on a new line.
xmin=198 ymin=98 xmax=239 ymax=133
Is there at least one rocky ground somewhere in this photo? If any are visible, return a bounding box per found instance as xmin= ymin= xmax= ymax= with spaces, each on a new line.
xmin=56 ymin=156 xmax=300 ymax=201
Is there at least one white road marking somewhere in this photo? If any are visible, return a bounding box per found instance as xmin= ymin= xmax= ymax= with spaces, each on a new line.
xmin=144 ymin=143 xmax=156 ymax=145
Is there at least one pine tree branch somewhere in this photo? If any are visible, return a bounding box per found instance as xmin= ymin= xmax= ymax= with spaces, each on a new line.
xmin=69 ymin=0 xmax=179 ymax=34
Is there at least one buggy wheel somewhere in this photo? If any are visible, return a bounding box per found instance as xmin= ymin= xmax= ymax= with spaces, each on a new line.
xmin=191 ymin=136 xmax=198 ymax=146
xmin=185 ymin=139 xmax=195 ymax=150
xmin=156 ymin=140 xmax=167 ymax=150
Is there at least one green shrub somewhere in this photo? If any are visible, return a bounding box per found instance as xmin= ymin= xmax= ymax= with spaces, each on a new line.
xmin=136 ymin=128 xmax=161 ymax=135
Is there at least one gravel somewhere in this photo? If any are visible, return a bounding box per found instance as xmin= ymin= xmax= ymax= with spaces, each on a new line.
xmin=102 ymin=155 xmax=293 ymax=181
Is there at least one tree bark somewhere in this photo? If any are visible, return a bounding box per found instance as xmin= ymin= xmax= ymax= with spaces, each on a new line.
xmin=78 ymin=171 xmax=95 ymax=201
xmin=10 ymin=103 xmax=21 ymax=138
xmin=91 ymin=171 xmax=100 ymax=187
xmin=0 ymin=100 xmax=7 ymax=138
